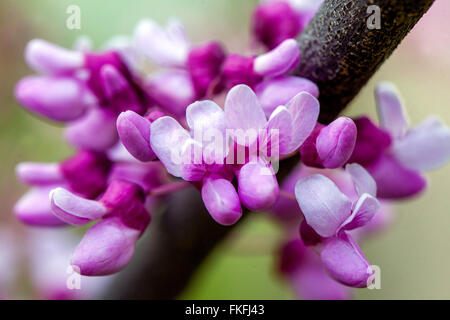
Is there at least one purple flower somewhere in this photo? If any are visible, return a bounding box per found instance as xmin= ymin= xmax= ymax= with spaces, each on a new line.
xmin=134 ymin=19 xmax=226 ymax=114
xmin=15 ymin=151 xmax=111 ymax=226
xmin=350 ymin=82 xmax=450 ymax=198
xmin=15 ymin=39 xmax=149 ymax=152
xmin=50 ymin=180 xmax=150 ymax=275
xmin=295 ymin=163 xmax=380 ymax=287
xmin=225 ymin=85 xmax=319 ymax=210
xmin=149 ymin=98 xmax=241 ymax=225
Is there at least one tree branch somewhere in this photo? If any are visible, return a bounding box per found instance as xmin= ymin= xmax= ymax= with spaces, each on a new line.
xmin=105 ymin=0 xmax=434 ymax=299
xmin=295 ymin=0 xmax=435 ymax=123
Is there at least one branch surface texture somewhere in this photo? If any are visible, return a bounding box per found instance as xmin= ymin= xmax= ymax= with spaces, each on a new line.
xmin=106 ymin=0 xmax=435 ymax=299
xmin=295 ymin=0 xmax=435 ymax=123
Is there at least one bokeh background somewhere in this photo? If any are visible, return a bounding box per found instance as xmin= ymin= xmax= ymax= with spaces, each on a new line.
xmin=1 ymin=0 xmax=450 ymax=299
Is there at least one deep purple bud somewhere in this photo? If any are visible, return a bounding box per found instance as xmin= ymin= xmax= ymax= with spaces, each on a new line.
xmin=348 ymin=116 xmax=392 ymax=166
xmin=187 ymin=41 xmax=226 ymax=97
xmin=100 ymin=180 xmax=150 ymax=234
xmin=50 ymin=188 xmax=107 ymax=226
xmin=222 ymin=54 xmax=262 ymax=89
xmin=117 ymin=111 xmax=156 ymax=162
xmin=320 ymin=232 xmax=371 ymax=288
xmin=299 ymin=220 xmax=323 ymax=247
xmin=237 ymin=158 xmax=279 ymax=210
xmin=252 ymin=1 xmax=302 ymax=49
xmin=100 ymin=64 xmax=146 ymax=115
xmin=299 ymin=123 xmax=325 ymax=168
xmin=255 ymin=76 xmax=319 ymax=116
xmin=316 ymin=117 xmax=357 ymax=168
xmin=60 ymin=150 xmax=111 ymax=198
xmin=84 ymin=51 xmax=146 ymax=114
xmin=278 ymin=238 xmax=306 ymax=275
xmin=201 ymin=175 xmax=242 ymax=226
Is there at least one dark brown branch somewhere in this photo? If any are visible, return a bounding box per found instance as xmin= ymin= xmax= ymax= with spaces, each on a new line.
xmin=295 ymin=0 xmax=435 ymax=123
xmin=105 ymin=0 xmax=434 ymax=299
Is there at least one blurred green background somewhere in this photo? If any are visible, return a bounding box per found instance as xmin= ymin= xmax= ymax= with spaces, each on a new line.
xmin=1 ymin=0 xmax=450 ymax=299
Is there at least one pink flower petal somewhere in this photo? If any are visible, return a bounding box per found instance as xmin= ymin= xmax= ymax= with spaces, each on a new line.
xmin=262 ymin=106 xmax=293 ymax=156
xmin=340 ymin=193 xmax=380 ymax=231
xmin=367 ymin=153 xmax=427 ymax=199
xmin=133 ymin=19 xmax=189 ymax=67
xmin=238 ymin=157 xmax=279 ymax=211
xmin=253 ymin=38 xmax=300 ymax=77
xmin=375 ymin=82 xmax=408 ymax=139
xmin=225 ymin=85 xmax=267 ymax=146
xmin=16 ymin=162 xmax=63 ymax=186
xmin=150 ymin=116 xmax=194 ymax=177
xmin=285 ymin=92 xmax=320 ymax=153
xmin=295 ymin=174 xmax=352 ymax=237
xmin=15 ymin=76 xmax=93 ymax=122
xmin=66 ymin=108 xmax=118 ymax=152
xmin=345 ymin=163 xmax=377 ymax=197
xmin=316 ymin=117 xmax=357 ymax=168
xmin=255 ymin=76 xmax=319 ymax=116
xmin=50 ymin=188 xmax=107 ymax=226
xmin=320 ymin=232 xmax=371 ymax=288
xmin=392 ymin=116 xmax=450 ymax=171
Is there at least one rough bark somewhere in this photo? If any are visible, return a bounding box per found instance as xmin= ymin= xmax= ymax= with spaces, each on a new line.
xmin=295 ymin=0 xmax=435 ymax=123
xmin=105 ymin=0 xmax=435 ymax=299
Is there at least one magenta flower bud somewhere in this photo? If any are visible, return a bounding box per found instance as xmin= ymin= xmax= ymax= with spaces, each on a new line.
xmin=251 ymin=1 xmax=302 ymax=49
xmin=316 ymin=117 xmax=357 ymax=168
xmin=299 ymin=123 xmax=325 ymax=168
xmin=100 ymin=64 xmax=145 ymax=114
xmin=117 ymin=111 xmax=156 ymax=162
xmin=15 ymin=75 xmax=92 ymax=122
xmin=50 ymin=187 xmax=107 ymax=226
xmin=16 ymin=162 xmax=63 ymax=186
xmin=348 ymin=116 xmax=392 ymax=166
xmin=222 ymin=54 xmax=262 ymax=89
xmin=255 ymin=76 xmax=319 ymax=116
xmin=14 ymin=187 xmax=66 ymax=226
xmin=60 ymin=150 xmax=111 ymax=198
xmin=253 ymin=39 xmax=300 ymax=78
xmin=100 ymin=180 xmax=150 ymax=234
xmin=201 ymin=175 xmax=242 ymax=226
xmin=84 ymin=51 xmax=142 ymax=108
xmin=25 ymin=39 xmax=83 ymax=74
xmin=71 ymin=217 xmax=141 ymax=276
xmin=237 ymin=158 xmax=279 ymax=211
xmin=187 ymin=41 xmax=226 ymax=97
xmin=65 ymin=108 xmax=118 ymax=152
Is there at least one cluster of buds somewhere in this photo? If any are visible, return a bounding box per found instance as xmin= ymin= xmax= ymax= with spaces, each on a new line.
xmin=13 ymin=0 xmax=450 ymax=299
